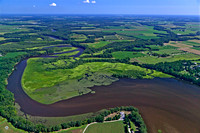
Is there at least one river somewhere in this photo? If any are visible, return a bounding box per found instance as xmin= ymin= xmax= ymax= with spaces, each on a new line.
xmin=6 ymin=44 xmax=200 ymax=133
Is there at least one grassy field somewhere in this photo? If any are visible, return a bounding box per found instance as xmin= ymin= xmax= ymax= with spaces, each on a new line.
xmin=22 ymin=60 xmax=171 ymax=104
xmin=57 ymin=125 xmax=86 ymax=133
xmin=50 ymin=51 xmax=79 ymax=57
xmin=153 ymin=49 xmax=183 ymax=55
xmin=0 ymin=37 xmax=5 ymax=41
xmin=0 ymin=52 xmax=27 ymax=59
xmin=86 ymin=41 xmax=110 ymax=48
xmin=85 ymin=121 xmax=125 ymax=133
xmin=103 ymin=26 xmax=167 ymax=39
xmin=112 ymin=51 xmax=145 ymax=59
xmin=0 ymin=25 xmax=29 ymax=34
xmin=0 ymin=117 xmax=26 ymax=133
xmin=135 ymin=53 xmax=200 ymax=64
xmin=70 ymin=33 xmax=87 ymax=41
xmin=172 ymin=30 xmax=197 ymax=35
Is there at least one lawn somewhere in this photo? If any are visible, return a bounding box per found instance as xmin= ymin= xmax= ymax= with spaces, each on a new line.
xmin=112 ymin=51 xmax=145 ymax=59
xmin=22 ymin=60 xmax=171 ymax=104
xmin=0 ymin=117 xmax=26 ymax=133
xmin=85 ymin=121 xmax=125 ymax=133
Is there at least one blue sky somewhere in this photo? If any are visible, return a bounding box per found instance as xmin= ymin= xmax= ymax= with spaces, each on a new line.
xmin=0 ymin=0 xmax=199 ymax=15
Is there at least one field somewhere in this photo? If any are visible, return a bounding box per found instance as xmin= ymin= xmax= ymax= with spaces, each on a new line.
xmin=85 ymin=41 xmax=110 ymax=48
xmin=0 ymin=25 xmax=29 ymax=34
xmin=85 ymin=121 xmax=125 ymax=133
xmin=0 ymin=52 xmax=27 ymax=59
xmin=112 ymin=51 xmax=145 ymax=59
xmin=70 ymin=33 xmax=87 ymax=41
xmin=51 ymin=51 xmax=79 ymax=57
xmin=103 ymin=26 xmax=167 ymax=39
xmin=135 ymin=53 xmax=200 ymax=64
xmin=165 ymin=41 xmax=200 ymax=55
xmin=0 ymin=117 xmax=26 ymax=133
xmin=57 ymin=125 xmax=87 ymax=133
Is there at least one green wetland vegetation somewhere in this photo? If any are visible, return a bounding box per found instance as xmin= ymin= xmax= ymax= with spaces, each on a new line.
xmin=22 ymin=58 xmax=171 ymax=104
xmin=0 ymin=15 xmax=199 ymax=133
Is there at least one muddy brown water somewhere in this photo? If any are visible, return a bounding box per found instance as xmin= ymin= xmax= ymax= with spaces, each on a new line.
xmin=6 ymin=46 xmax=200 ymax=133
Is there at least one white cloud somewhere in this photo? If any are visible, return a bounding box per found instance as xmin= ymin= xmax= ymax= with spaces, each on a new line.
xmin=49 ymin=3 xmax=57 ymax=7
xmin=83 ymin=0 xmax=96 ymax=4
xmin=83 ymin=0 xmax=90 ymax=3
xmin=91 ymin=0 xmax=96 ymax=4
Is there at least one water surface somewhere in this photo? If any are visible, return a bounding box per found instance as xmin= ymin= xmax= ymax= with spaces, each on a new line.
xmin=6 ymin=46 xmax=200 ymax=133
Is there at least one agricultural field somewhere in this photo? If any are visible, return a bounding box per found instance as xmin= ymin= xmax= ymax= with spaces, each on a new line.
xmin=85 ymin=41 xmax=110 ymax=48
xmin=112 ymin=51 xmax=145 ymax=59
xmin=103 ymin=26 xmax=167 ymax=39
xmin=165 ymin=41 xmax=200 ymax=55
xmin=85 ymin=121 xmax=125 ymax=133
xmin=70 ymin=33 xmax=87 ymax=41
xmin=0 ymin=25 xmax=29 ymax=34
xmin=135 ymin=53 xmax=200 ymax=64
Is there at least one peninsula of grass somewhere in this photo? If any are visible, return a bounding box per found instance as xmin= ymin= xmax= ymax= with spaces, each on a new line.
xmin=85 ymin=121 xmax=125 ymax=133
xmin=22 ymin=59 xmax=171 ymax=104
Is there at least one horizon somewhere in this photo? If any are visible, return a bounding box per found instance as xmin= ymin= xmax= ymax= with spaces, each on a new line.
xmin=0 ymin=0 xmax=200 ymax=15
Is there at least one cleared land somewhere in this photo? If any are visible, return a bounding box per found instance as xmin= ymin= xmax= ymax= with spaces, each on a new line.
xmin=165 ymin=41 xmax=200 ymax=55
xmin=85 ymin=121 xmax=125 ymax=133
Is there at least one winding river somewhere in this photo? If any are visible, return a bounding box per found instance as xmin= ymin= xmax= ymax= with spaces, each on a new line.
xmin=6 ymin=44 xmax=200 ymax=133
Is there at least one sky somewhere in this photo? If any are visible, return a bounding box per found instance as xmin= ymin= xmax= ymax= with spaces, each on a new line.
xmin=0 ymin=0 xmax=199 ymax=15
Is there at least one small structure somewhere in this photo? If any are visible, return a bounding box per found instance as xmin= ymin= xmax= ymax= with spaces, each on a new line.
xmin=5 ymin=126 xmax=9 ymax=130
